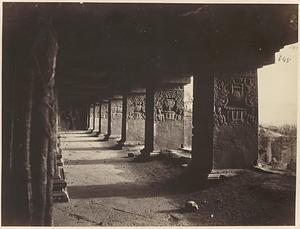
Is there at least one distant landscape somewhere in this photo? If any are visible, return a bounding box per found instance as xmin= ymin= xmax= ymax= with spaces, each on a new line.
xmin=258 ymin=124 xmax=296 ymax=171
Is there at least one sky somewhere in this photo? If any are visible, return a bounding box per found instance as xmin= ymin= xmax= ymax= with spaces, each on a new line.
xmin=258 ymin=43 xmax=298 ymax=126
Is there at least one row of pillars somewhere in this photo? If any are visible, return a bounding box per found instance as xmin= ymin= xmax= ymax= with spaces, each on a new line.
xmin=85 ymin=78 xmax=213 ymax=177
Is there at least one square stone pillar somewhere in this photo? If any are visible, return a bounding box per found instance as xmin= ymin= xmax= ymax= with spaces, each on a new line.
xmin=92 ymin=103 xmax=100 ymax=133
xmin=96 ymin=101 xmax=102 ymax=135
xmin=140 ymin=86 xmax=155 ymax=157
xmin=154 ymin=87 xmax=185 ymax=150
xmin=213 ymin=70 xmax=258 ymax=169
xmin=191 ymin=74 xmax=214 ymax=177
xmin=88 ymin=104 xmax=95 ymax=132
xmin=100 ymin=100 xmax=108 ymax=135
xmin=140 ymin=85 xmax=185 ymax=157
xmin=127 ymin=93 xmax=146 ymax=143
xmin=86 ymin=104 xmax=90 ymax=130
xmin=118 ymin=93 xmax=146 ymax=147
xmin=104 ymin=100 xmax=112 ymax=140
xmin=111 ymin=96 xmax=122 ymax=138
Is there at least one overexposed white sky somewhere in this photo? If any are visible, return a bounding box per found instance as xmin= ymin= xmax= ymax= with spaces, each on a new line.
xmin=258 ymin=43 xmax=298 ymax=126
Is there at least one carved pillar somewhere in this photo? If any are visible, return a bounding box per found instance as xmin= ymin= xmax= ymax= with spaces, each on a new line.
xmin=93 ymin=103 xmax=100 ymax=133
xmin=154 ymin=87 xmax=185 ymax=150
xmin=92 ymin=103 xmax=96 ymax=131
xmin=100 ymin=100 xmax=108 ymax=135
xmin=104 ymin=100 xmax=112 ymax=140
xmin=110 ymin=96 xmax=122 ymax=138
xmin=191 ymin=74 xmax=214 ymax=178
xmin=213 ymin=70 xmax=258 ymax=168
xmin=126 ymin=93 xmax=146 ymax=144
xmin=140 ymin=86 xmax=155 ymax=157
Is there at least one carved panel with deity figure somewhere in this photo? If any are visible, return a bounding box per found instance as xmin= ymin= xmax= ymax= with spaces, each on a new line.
xmin=154 ymin=88 xmax=184 ymax=122
xmin=214 ymin=71 xmax=258 ymax=129
xmin=127 ymin=95 xmax=146 ymax=120
xmin=213 ymin=71 xmax=258 ymax=169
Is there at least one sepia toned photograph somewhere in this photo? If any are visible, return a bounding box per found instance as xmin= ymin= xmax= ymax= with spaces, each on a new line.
xmin=2 ymin=1 xmax=298 ymax=226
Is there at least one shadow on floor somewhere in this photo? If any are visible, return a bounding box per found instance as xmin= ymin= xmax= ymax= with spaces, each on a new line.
xmin=67 ymin=182 xmax=189 ymax=199
xmin=62 ymin=145 xmax=121 ymax=151
xmin=65 ymin=158 xmax=131 ymax=165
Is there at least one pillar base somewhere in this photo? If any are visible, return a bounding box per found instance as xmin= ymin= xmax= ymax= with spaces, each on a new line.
xmin=87 ymin=128 xmax=94 ymax=133
xmin=103 ymin=133 xmax=111 ymax=141
xmin=53 ymin=189 xmax=69 ymax=203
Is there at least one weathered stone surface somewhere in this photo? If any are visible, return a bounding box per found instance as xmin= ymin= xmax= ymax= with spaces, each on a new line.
xmin=111 ymin=99 xmax=122 ymax=137
xmin=213 ymin=71 xmax=258 ymax=169
xmin=154 ymin=87 xmax=184 ymax=150
xmin=127 ymin=94 xmax=146 ymax=143
xmin=100 ymin=102 xmax=108 ymax=134
xmin=93 ymin=103 xmax=100 ymax=132
xmin=89 ymin=104 xmax=94 ymax=130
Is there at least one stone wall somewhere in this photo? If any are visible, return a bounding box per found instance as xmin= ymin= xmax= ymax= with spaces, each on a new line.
xmin=213 ymin=71 xmax=258 ymax=168
xmin=59 ymin=104 xmax=86 ymax=130
xmin=111 ymin=99 xmax=122 ymax=137
xmin=154 ymin=87 xmax=184 ymax=150
xmin=100 ymin=102 xmax=108 ymax=134
xmin=127 ymin=94 xmax=145 ymax=143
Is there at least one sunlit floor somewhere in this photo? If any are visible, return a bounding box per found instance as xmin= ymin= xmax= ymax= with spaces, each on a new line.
xmin=53 ymin=130 xmax=296 ymax=226
xmin=53 ymin=130 xmax=191 ymax=226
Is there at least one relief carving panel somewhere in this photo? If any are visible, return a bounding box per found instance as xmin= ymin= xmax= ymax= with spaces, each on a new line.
xmin=154 ymin=88 xmax=184 ymax=122
xmin=101 ymin=103 xmax=108 ymax=119
xmin=127 ymin=95 xmax=146 ymax=120
xmin=111 ymin=100 xmax=122 ymax=120
xmin=214 ymin=72 xmax=258 ymax=130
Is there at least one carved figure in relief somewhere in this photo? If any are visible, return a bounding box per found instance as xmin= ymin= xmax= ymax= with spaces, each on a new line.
xmin=214 ymin=75 xmax=257 ymax=126
xmin=128 ymin=96 xmax=146 ymax=120
xmin=214 ymin=107 xmax=227 ymax=128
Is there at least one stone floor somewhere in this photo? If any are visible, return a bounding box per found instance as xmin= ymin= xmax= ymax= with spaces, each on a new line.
xmin=53 ymin=130 xmax=296 ymax=226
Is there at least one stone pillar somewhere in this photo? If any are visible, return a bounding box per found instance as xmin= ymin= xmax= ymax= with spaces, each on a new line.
xmin=117 ymin=95 xmax=128 ymax=146
xmin=104 ymin=100 xmax=112 ymax=140
xmin=53 ymin=93 xmax=69 ymax=203
xmin=126 ymin=93 xmax=146 ymax=144
xmin=154 ymin=87 xmax=185 ymax=150
xmin=100 ymin=100 xmax=109 ymax=135
xmin=140 ymin=86 xmax=155 ymax=157
xmin=213 ymin=70 xmax=258 ymax=169
xmin=93 ymin=103 xmax=100 ymax=134
xmin=88 ymin=104 xmax=94 ymax=132
xmin=110 ymin=96 xmax=122 ymax=138
xmin=86 ymin=104 xmax=90 ymax=130
xmin=191 ymin=74 xmax=214 ymax=178
xmin=118 ymin=92 xmax=146 ymax=147
xmin=96 ymin=101 xmax=102 ymax=135
xmin=140 ymin=85 xmax=185 ymax=157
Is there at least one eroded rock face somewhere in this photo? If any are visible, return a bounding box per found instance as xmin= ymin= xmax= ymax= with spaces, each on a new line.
xmin=213 ymin=71 xmax=258 ymax=169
